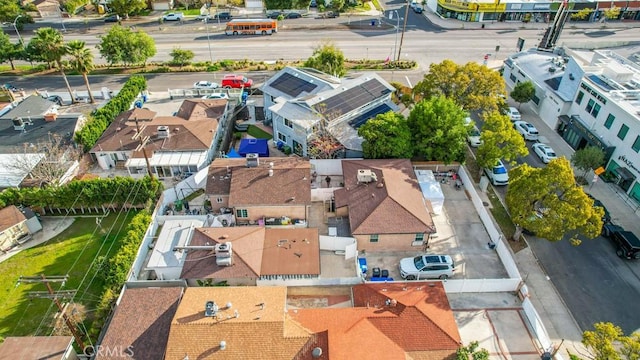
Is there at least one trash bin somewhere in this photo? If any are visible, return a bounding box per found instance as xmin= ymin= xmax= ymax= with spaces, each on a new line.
xmin=481 ymin=24 xmax=485 ymax=28
xmin=371 ymin=20 xmax=375 ymax=26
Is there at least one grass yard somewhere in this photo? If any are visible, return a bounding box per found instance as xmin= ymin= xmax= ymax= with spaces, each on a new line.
xmin=0 ymin=212 xmax=138 ymax=338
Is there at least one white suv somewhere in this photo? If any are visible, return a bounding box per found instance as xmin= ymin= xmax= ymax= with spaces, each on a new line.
xmin=507 ymin=107 xmax=521 ymax=121
xmin=399 ymin=254 xmax=455 ymax=280
xmin=514 ymin=121 xmax=539 ymax=141
xmin=484 ymin=159 xmax=509 ymax=186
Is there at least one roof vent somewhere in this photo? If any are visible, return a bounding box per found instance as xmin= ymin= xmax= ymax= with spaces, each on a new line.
xmin=215 ymin=242 xmax=233 ymax=266
xmin=12 ymin=118 xmax=25 ymax=131
xmin=246 ymin=153 xmax=259 ymax=168
xmin=205 ymin=301 xmax=218 ymax=317
xmin=157 ymin=125 xmax=170 ymax=138
xmin=219 ymin=341 xmax=226 ymax=350
xmin=269 ymin=169 xmax=274 ymax=177
xmin=312 ymin=347 xmax=323 ymax=358
xmin=357 ymin=169 xmax=378 ymax=183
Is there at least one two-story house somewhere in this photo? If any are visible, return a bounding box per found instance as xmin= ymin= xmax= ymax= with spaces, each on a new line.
xmin=206 ymin=157 xmax=311 ymax=224
xmin=263 ymin=67 xmax=398 ymax=158
xmin=90 ymin=99 xmax=230 ymax=178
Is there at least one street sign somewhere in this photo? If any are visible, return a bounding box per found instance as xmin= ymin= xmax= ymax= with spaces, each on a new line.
xmin=594 ymin=166 xmax=605 ymax=175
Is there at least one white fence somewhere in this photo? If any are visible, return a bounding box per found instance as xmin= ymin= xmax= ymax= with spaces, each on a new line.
xmin=319 ymin=235 xmax=355 ymax=251
xmin=257 ymin=277 xmax=362 ymax=286
xmin=443 ymin=278 xmax=522 ymax=293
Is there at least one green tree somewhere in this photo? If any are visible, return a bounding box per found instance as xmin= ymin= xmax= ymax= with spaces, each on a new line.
xmin=303 ymin=40 xmax=346 ymax=77
xmin=332 ymin=0 xmax=345 ymax=10
xmin=406 ymin=96 xmax=469 ymax=163
xmin=510 ymin=80 xmax=535 ymax=109
xmin=0 ymin=31 xmax=22 ymax=70
xmin=358 ymin=111 xmax=413 ymax=159
xmin=108 ymin=0 xmax=147 ymax=17
xmin=571 ymin=146 xmax=605 ymax=181
xmin=582 ymin=322 xmax=625 ymax=360
xmin=413 ymin=59 xmax=506 ymax=112
xmin=27 ymin=27 xmax=74 ymax=103
xmin=170 ymin=48 xmax=194 ymax=68
xmin=0 ymin=1 xmax=21 ymax=24
xmin=505 ymin=158 xmax=603 ymax=241
xmin=97 ymin=25 xmax=157 ymax=67
xmin=66 ymin=40 xmax=95 ymax=103
xmin=457 ymin=341 xmax=490 ymax=360
xmin=571 ymin=8 xmax=592 ymax=21
xmin=476 ymin=110 xmax=528 ymax=170
xmin=603 ymin=6 xmax=621 ymax=21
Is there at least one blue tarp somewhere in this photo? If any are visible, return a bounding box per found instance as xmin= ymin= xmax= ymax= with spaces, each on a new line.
xmin=227 ymin=148 xmax=242 ymax=158
xmin=238 ymin=138 xmax=269 ymax=157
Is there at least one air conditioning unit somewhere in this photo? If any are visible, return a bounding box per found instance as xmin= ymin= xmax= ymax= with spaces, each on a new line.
xmin=12 ymin=118 xmax=25 ymax=131
xmin=357 ymin=169 xmax=378 ymax=183
xmin=157 ymin=126 xmax=170 ymax=138
xmin=246 ymin=153 xmax=259 ymax=168
xmin=215 ymin=242 xmax=233 ymax=266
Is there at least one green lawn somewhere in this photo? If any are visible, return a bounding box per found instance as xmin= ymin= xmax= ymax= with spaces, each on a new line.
xmin=0 ymin=212 xmax=137 ymax=338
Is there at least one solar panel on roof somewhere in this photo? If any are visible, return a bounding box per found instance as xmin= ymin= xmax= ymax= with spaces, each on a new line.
xmin=270 ymin=72 xmax=318 ymax=97
xmin=348 ymin=104 xmax=393 ymax=129
xmin=316 ymin=79 xmax=391 ymax=117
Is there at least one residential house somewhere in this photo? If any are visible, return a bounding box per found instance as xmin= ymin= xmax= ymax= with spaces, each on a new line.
xmin=97 ymin=287 xmax=183 ymax=360
xmin=0 ymin=205 xmax=41 ymax=253
xmin=205 ymin=157 xmax=311 ymax=223
xmin=504 ymin=48 xmax=640 ymax=202
xmin=149 ymin=0 xmax=174 ymax=10
xmin=32 ymin=0 xmax=62 ymax=17
xmin=180 ymin=227 xmax=320 ymax=285
xmin=0 ymin=336 xmax=79 ymax=360
xmin=90 ymin=99 xmax=230 ymax=178
xmin=164 ymin=286 xmax=321 ymax=359
xmin=334 ymin=159 xmax=435 ymax=251
xmin=0 ymin=95 xmax=83 ymax=187
xmin=291 ymin=282 xmax=461 ymax=360
xmin=263 ymin=67 xmax=397 ymax=157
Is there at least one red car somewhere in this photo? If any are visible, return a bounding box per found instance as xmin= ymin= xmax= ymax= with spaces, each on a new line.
xmin=221 ymin=74 xmax=253 ymax=89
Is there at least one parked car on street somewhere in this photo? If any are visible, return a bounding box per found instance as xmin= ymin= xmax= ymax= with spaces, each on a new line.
xmin=586 ymin=194 xmax=612 ymax=224
xmin=484 ymin=159 xmax=509 ymax=186
xmin=104 ymin=14 xmax=120 ymax=22
xmin=194 ymin=81 xmax=220 ymax=89
xmin=221 ymin=74 xmax=253 ymax=89
xmin=413 ymin=5 xmax=423 ymax=13
xmin=162 ymin=12 xmax=184 ymax=21
xmin=316 ymin=11 xmax=339 ymax=18
xmin=195 ymin=14 xmax=213 ymax=21
xmin=602 ymin=224 xmax=640 ymax=260
xmin=399 ymin=254 xmax=456 ymax=280
xmin=532 ymin=143 xmax=557 ymax=163
xmin=213 ymin=12 xmax=233 ymax=20
xmin=506 ymin=106 xmax=521 ymax=121
xmin=285 ymin=12 xmax=302 ymax=19
xmin=514 ymin=120 xmax=539 ymax=141
xmin=202 ymin=93 xmax=230 ymax=99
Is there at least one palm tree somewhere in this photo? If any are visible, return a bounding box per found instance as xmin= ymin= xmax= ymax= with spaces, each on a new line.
xmin=27 ymin=27 xmax=74 ymax=103
xmin=67 ymin=40 xmax=95 ymax=103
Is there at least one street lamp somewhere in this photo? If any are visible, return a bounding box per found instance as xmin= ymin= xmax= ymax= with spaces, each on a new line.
xmin=204 ymin=18 xmax=213 ymax=63
xmin=13 ymin=15 xmax=23 ymax=44
xmin=389 ymin=10 xmax=400 ymax=64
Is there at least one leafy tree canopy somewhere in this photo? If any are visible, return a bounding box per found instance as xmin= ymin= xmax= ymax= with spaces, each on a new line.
xmin=170 ymin=48 xmax=195 ymax=67
xmin=406 ymin=96 xmax=469 ymax=163
xmin=97 ymin=25 xmax=156 ymax=66
xmin=571 ymin=146 xmax=605 ymax=180
xmin=0 ymin=0 xmax=21 ymax=23
xmin=571 ymin=8 xmax=592 ymax=20
xmin=358 ymin=111 xmax=413 ymax=159
xmin=413 ymin=59 xmax=506 ymax=112
xmin=603 ymin=6 xmax=621 ymax=20
xmin=510 ymin=80 xmax=535 ymax=108
xmin=0 ymin=31 xmax=22 ymax=70
xmin=303 ymin=40 xmax=346 ymax=77
xmin=476 ymin=110 xmax=528 ymax=169
xmin=505 ymin=158 xmax=603 ymax=241
xmin=108 ymin=0 xmax=147 ymax=17
xmin=569 ymin=322 xmax=640 ymax=360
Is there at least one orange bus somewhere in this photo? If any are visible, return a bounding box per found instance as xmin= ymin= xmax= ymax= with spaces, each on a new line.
xmin=225 ymin=19 xmax=278 ymax=35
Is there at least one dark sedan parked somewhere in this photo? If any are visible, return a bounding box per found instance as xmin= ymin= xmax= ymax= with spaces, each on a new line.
xmin=285 ymin=12 xmax=302 ymax=18
xmin=104 ymin=14 xmax=120 ymax=22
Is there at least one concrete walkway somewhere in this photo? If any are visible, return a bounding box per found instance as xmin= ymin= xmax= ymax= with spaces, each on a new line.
xmin=0 ymin=217 xmax=75 ymax=264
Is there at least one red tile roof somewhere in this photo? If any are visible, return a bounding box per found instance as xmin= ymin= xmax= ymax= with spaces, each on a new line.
xmin=334 ymin=159 xmax=435 ymax=235
xmin=97 ymin=287 xmax=183 ymax=360
xmin=205 ymin=157 xmax=312 ymax=206
xmin=180 ymin=227 xmax=320 ymax=279
xmin=291 ymin=282 xmax=460 ymax=360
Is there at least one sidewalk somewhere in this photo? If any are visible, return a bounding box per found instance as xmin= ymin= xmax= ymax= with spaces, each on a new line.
xmin=0 ymin=217 xmax=75 ymax=264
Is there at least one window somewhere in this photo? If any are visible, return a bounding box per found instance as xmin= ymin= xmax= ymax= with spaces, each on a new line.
xmin=604 ymin=114 xmax=615 ymax=129
xmin=575 ymin=91 xmax=584 ymax=104
xmin=633 ymin=136 xmax=640 ymax=153
xmin=284 ymin=118 xmax=293 ymax=128
xmin=585 ymin=99 xmax=595 ymax=113
xmin=216 ymin=197 xmax=223 ymax=203
xmin=509 ymin=73 xmax=517 ymax=82
xmin=278 ymin=132 xmax=287 ymax=142
xmin=236 ymin=209 xmax=248 ymax=218
xmin=591 ymin=103 xmax=601 ymax=118
xmin=414 ymin=233 xmax=424 ymax=242
xmin=617 ymin=124 xmax=629 ymax=140
xmin=532 ymin=94 xmax=540 ymax=105
xmin=370 ymin=234 xmax=379 ymax=243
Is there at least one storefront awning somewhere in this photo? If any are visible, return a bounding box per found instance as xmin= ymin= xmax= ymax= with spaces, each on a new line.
xmin=614 ymin=167 xmax=635 ymax=181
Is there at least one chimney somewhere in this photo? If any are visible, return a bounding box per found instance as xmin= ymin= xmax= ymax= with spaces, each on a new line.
xmin=157 ymin=126 xmax=170 ymax=138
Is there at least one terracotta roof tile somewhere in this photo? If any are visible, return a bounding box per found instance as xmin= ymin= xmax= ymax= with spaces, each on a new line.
xmin=335 ymin=159 xmax=435 ymax=235
xmin=175 ymin=99 xmax=228 ymax=121
xmin=206 ymin=157 xmax=311 ymax=205
xmin=165 ymin=287 xmax=312 ymax=360
xmin=291 ymin=282 xmax=460 ymax=360
xmin=0 ymin=205 xmax=26 ymax=233
xmin=180 ymin=227 xmax=320 ymax=279
xmin=0 ymin=336 xmax=73 ymax=359
xmin=97 ymin=287 xmax=183 ymax=360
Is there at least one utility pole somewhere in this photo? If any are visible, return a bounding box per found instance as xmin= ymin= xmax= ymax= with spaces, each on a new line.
xmin=133 ymin=117 xmax=154 ymax=179
xmin=19 ymin=275 xmax=85 ymax=350
xmin=396 ymin=0 xmax=411 ymax=62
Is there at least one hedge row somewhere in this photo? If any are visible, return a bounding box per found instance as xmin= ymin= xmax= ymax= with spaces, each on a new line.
xmin=75 ymin=75 xmax=147 ymax=151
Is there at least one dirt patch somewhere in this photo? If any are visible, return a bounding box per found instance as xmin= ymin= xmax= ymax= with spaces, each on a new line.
xmin=287 ymin=285 xmax=352 ymax=296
